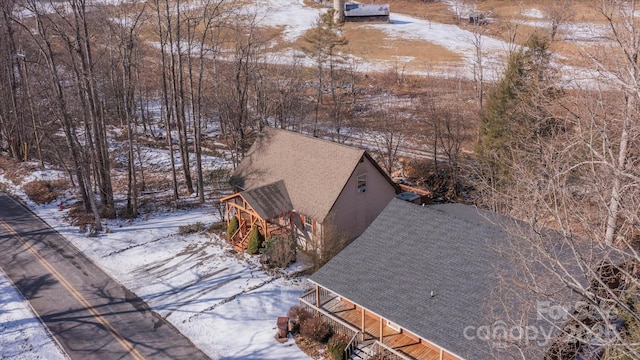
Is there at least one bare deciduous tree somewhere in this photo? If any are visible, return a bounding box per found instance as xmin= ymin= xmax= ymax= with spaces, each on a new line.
xmin=478 ymin=2 xmax=640 ymax=358
xmin=0 ymin=0 xmax=25 ymax=162
xmin=544 ymin=0 xmax=574 ymax=42
xmin=185 ymin=0 xmax=227 ymax=203
xmin=153 ymin=0 xmax=180 ymax=199
xmin=303 ymin=9 xmax=348 ymax=139
xmin=469 ymin=24 xmax=486 ymax=109
xmin=216 ymin=11 xmax=267 ymax=166
xmin=269 ymin=58 xmax=307 ymax=131
xmin=108 ymin=0 xmax=147 ymax=217
xmin=368 ymin=98 xmax=407 ymax=176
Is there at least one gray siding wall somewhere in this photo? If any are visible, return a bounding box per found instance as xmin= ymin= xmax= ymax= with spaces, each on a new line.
xmin=325 ymin=157 xmax=396 ymax=243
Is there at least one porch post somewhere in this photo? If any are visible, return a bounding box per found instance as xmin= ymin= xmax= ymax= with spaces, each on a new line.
xmin=361 ymin=308 xmax=365 ymax=341
xmin=379 ymin=318 xmax=383 ymax=342
xmin=263 ymin=219 xmax=268 ymax=238
xmin=439 ymin=348 xmax=443 ymax=360
xmin=315 ymin=285 xmax=320 ymax=308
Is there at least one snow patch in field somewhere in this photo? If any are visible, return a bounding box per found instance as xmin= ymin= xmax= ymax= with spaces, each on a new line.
xmin=562 ymin=23 xmax=611 ymax=42
xmin=253 ymin=0 xmax=326 ymax=42
xmin=360 ymin=13 xmax=509 ymax=76
xmin=522 ymin=8 xmax=545 ymax=19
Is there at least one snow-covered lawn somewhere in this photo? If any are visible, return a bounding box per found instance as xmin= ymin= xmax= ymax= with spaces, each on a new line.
xmin=0 ymin=171 xmax=312 ymax=359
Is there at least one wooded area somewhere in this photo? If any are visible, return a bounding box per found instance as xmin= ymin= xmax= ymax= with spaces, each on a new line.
xmin=473 ymin=2 xmax=640 ymax=358
xmin=0 ymin=0 xmax=477 ymax=219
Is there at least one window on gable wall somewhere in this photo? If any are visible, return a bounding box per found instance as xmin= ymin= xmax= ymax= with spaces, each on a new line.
xmin=357 ymin=174 xmax=367 ymax=193
xmin=304 ymin=216 xmax=314 ymax=235
xmin=387 ymin=320 xmax=400 ymax=332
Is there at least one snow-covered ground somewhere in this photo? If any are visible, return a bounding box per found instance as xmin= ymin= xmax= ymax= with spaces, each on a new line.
xmin=14 ymin=0 xmax=613 ymax=82
xmin=252 ymin=0 xmax=604 ymax=83
xmin=522 ymin=8 xmax=544 ymax=19
xmin=0 ymin=162 xmax=312 ymax=359
xmin=256 ymin=0 xmax=326 ymax=42
xmin=362 ymin=13 xmax=509 ymax=77
xmin=255 ymin=0 xmax=509 ymax=78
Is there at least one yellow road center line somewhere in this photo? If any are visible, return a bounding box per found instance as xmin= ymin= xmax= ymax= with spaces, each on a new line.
xmin=0 ymin=219 xmax=146 ymax=360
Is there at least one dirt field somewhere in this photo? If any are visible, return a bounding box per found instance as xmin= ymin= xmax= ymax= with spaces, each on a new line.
xmin=279 ymin=0 xmax=613 ymax=75
xmin=340 ymin=26 xmax=463 ymax=72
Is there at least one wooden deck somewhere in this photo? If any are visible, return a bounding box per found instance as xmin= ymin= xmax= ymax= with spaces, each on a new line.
xmin=317 ymin=293 xmax=443 ymax=360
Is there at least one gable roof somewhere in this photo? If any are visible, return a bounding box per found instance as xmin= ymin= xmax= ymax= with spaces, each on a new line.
xmin=309 ymin=199 xmax=582 ymax=359
xmin=231 ymin=128 xmax=392 ymax=222
xmin=240 ymin=180 xmax=293 ymax=220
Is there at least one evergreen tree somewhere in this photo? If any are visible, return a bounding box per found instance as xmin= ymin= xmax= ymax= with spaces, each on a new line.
xmin=476 ymin=34 xmax=560 ymax=191
xmin=246 ymin=226 xmax=264 ymax=255
xmin=226 ymin=216 xmax=239 ymax=240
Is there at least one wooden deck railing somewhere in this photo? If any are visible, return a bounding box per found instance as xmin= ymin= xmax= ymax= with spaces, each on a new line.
xmin=300 ymin=288 xmax=315 ymax=305
xmin=300 ymin=287 xmax=334 ymax=307
xmin=344 ymin=332 xmax=361 ymax=359
xmin=300 ymin=293 xmax=360 ymax=337
xmin=229 ymin=226 xmax=242 ymax=246
xmin=301 ymin=288 xmax=417 ymax=360
xmin=371 ymin=340 xmax=413 ymax=360
xmin=300 ymin=289 xmax=362 ymax=359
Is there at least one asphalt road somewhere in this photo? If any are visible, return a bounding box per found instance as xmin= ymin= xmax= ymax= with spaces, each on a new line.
xmin=0 ymin=192 xmax=210 ymax=360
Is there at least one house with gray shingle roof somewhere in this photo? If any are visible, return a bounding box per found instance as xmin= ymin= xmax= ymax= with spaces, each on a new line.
xmin=221 ymin=127 xmax=399 ymax=254
xmin=300 ymin=198 xmax=584 ymax=359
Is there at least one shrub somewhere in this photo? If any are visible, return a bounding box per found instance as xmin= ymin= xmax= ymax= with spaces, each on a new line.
xmin=99 ymin=204 xmax=116 ymax=219
xmin=287 ymin=305 xmax=312 ymax=334
xmin=226 ymin=216 xmax=239 ymax=240
xmin=23 ymin=180 xmax=57 ymax=204
xmin=208 ymin=221 xmax=226 ymax=234
xmin=0 ymin=157 xmax=29 ymax=185
xmin=300 ymin=315 xmax=332 ymax=343
xmin=260 ymin=236 xmax=296 ymax=268
xmin=178 ymin=222 xmax=205 ymax=235
xmin=246 ymin=226 xmax=264 ymax=255
xmin=327 ymin=333 xmax=350 ymax=360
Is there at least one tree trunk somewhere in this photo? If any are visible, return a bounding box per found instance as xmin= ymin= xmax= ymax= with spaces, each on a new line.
xmin=156 ymin=0 xmax=179 ymax=200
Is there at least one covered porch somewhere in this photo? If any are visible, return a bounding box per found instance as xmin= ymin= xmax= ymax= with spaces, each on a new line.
xmin=220 ymin=182 xmax=293 ymax=252
xmin=300 ymin=285 xmax=459 ymax=360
